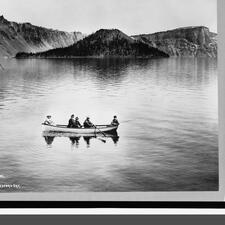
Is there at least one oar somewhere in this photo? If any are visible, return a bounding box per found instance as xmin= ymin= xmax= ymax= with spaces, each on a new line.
xmin=93 ymin=124 xmax=106 ymax=137
xmin=0 ymin=63 xmax=4 ymax=70
xmin=93 ymin=125 xmax=107 ymax=144
xmin=92 ymin=126 xmax=107 ymax=143
xmin=97 ymin=137 xmax=106 ymax=143
xmin=120 ymin=119 xmax=132 ymax=124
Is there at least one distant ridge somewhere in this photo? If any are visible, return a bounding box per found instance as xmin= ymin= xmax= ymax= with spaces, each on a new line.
xmin=132 ymin=26 xmax=217 ymax=57
xmin=0 ymin=15 xmax=84 ymax=57
xmin=16 ymin=29 xmax=169 ymax=58
xmin=0 ymin=15 xmax=217 ymax=58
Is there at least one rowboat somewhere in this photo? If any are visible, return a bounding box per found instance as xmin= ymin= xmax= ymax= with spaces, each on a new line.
xmin=42 ymin=131 xmax=118 ymax=138
xmin=42 ymin=124 xmax=118 ymax=134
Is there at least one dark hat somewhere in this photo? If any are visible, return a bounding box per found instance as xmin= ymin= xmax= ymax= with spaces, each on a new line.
xmin=47 ymin=115 xmax=51 ymax=118
xmin=114 ymin=115 xmax=117 ymax=118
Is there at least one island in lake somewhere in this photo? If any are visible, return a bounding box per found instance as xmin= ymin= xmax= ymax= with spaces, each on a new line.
xmin=16 ymin=29 xmax=169 ymax=58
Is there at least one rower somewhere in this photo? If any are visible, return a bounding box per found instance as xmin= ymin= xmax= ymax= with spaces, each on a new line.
xmin=111 ymin=116 xmax=119 ymax=126
xmin=67 ymin=114 xmax=75 ymax=128
xmin=44 ymin=115 xmax=54 ymax=125
xmin=83 ymin=117 xmax=94 ymax=128
xmin=74 ymin=117 xmax=82 ymax=128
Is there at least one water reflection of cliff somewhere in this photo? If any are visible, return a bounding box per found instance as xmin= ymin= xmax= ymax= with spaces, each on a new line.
xmin=1 ymin=58 xmax=216 ymax=100
xmin=43 ymin=131 xmax=119 ymax=148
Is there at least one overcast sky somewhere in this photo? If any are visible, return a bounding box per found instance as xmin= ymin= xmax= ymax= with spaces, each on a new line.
xmin=1 ymin=0 xmax=217 ymax=35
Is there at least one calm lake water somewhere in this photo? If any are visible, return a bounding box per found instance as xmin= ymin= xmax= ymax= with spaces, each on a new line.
xmin=0 ymin=57 xmax=218 ymax=192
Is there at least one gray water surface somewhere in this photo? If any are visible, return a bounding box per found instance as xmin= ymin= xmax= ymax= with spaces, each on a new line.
xmin=0 ymin=58 xmax=218 ymax=192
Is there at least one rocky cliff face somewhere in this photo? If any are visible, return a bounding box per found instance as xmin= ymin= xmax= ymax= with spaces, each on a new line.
xmin=16 ymin=29 xmax=169 ymax=58
xmin=0 ymin=15 xmax=84 ymax=57
xmin=132 ymin=26 xmax=217 ymax=57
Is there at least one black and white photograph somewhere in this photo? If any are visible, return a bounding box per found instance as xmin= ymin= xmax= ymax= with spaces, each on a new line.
xmin=0 ymin=0 xmax=220 ymax=197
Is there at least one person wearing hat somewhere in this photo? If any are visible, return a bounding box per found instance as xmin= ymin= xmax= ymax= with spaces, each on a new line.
xmin=83 ymin=117 xmax=94 ymax=128
xmin=44 ymin=115 xmax=54 ymax=125
xmin=67 ymin=114 xmax=75 ymax=128
xmin=111 ymin=116 xmax=119 ymax=126
xmin=74 ymin=117 xmax=82 ymax=128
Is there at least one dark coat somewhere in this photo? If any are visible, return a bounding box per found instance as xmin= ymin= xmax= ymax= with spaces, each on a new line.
xmin=111 ymin=118 xmax=119 ymax=126
xmin=68 ymin=118 xmax=75 ymax=128
xmin=74 ymin=120 xmax=82 ymax=128
xmin=83 ymin=119 xmax=94 ymax=128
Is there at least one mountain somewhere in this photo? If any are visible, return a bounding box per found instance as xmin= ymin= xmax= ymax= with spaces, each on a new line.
xmin=0 ymin=15 xmax=84 ymax=57
xmin=16 ymin=29 xmax=169 ymax=58
xmin=0 ymin=16 xmax=217 ymax=58
xmin=132 ymin=26 xmax=217 ymax=57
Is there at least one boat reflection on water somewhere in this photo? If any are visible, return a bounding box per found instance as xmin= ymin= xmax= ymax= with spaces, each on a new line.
xmin=83 ymin=136 xmax=91 ymax=148
xmin=44 ymin=136 xmax=55 ymax=146
xmin=69 ymin=136 xmax=81 ymax=148
xmin=42 ymin=131 xmax=119 ymax=148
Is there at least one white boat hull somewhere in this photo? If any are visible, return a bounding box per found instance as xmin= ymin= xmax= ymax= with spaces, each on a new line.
xmin=42 ymin=124 xmax=118 ymax=134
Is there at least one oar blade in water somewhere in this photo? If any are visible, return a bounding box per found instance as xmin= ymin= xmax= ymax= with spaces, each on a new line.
xmin=97 ymin=138 xmax=106 ymax=143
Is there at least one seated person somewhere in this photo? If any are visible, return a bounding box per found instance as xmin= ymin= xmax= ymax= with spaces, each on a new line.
xmin=74 ymin=117 xmax=82 ymax=128
xmin=44 ymin=115 xmax=54 ymax=125
xmin=83 ymin=117 xmax=94 ymax=128
xmin=111 ymin=116 xmax=119 ymax=126
xmin=67 ymin=114 xmax=75 ymax=128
